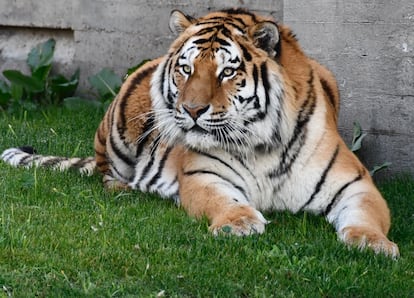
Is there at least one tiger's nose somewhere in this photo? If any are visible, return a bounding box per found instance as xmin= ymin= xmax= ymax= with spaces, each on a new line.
xmin=182 ymin=103 xmax=210 ymax=121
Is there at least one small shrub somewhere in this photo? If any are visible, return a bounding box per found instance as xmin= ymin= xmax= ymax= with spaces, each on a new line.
xmin=349 ymin=121 xmax=391 ymax=176
xmin=64 ymin=60 xmax=150 ymax=111
xmin=64 ymin=67 xmax=122 ymax=111
xmin=0 ymin=38 xmax=79 ymax=112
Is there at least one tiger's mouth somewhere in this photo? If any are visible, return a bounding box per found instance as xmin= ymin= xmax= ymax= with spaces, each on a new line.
xmin=183 ymin=123 xmax=209 ymax=134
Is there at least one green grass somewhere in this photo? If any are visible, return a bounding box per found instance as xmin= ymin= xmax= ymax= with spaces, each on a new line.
xmin=0 ymin=106 xmax=413 ymax=297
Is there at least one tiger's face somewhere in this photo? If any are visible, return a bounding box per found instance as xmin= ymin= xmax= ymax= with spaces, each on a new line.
xmin=151 ymin=10 xmax=285 ymax=153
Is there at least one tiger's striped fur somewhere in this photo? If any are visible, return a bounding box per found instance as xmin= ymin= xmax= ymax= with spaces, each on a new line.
xmin=1 ymin=9 xmax=398 ymax=257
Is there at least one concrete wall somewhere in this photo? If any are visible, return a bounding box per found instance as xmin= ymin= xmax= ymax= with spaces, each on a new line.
xmin=284 ymin=0 xmax=414 ymax=177
xmin=0 ymin=0 xmax=413 ymax=177
xmin=0 ymin=0 xmax=282 ymax=88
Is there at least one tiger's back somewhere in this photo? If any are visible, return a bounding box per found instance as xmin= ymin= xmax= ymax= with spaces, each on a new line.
xmin=1 ymin=9 xmax=398 ymax=257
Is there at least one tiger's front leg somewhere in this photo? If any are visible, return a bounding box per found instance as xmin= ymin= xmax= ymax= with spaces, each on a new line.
xmin=178 ymin=153 xmax=267 ymax=236
xmin=326 ymin=180 xmax=399 ymax=258
xmin=180 ymin=175 xmax=267 ymax=236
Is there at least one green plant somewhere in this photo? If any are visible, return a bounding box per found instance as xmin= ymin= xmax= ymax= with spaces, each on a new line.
xmin=350 ymin=121 xmax=391 ymax=176
xmin=63 ymin=67 xmax=123 ymax=111
xmin=0 ymin=39 xmax=80 ymax=112
xmin=64 ymin=60 xmax=150 ymax=111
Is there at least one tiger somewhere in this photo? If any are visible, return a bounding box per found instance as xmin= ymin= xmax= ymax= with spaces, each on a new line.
xmin=1 ymin=9 xmax=399 ymax=257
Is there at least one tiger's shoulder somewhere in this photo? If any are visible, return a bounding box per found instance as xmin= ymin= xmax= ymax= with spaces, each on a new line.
xmin=276 ymin=24 xmax=340 ymax=124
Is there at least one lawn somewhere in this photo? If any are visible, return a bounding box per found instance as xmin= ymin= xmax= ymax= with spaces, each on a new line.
xmin=0 ymin=106 xmax=413 ymax=297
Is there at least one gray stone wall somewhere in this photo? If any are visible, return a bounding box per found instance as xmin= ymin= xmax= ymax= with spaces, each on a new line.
xmin=0 ymin=0 xmax=413 ymax=177
xmin=284 ymin=0 xmax=414 ymax=177
xmin=0 ymin=0 xmax=282 ymax=88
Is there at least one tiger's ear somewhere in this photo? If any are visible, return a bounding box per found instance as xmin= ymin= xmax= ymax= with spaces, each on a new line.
xmin=250 ymin=21 xmax=280 ymax=57
xmin=169 ymin=10 xmax=196 ymax=35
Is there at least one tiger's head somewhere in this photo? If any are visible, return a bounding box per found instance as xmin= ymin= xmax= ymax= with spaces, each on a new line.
xmin=151 ymin=9 xmax=297 ymax=153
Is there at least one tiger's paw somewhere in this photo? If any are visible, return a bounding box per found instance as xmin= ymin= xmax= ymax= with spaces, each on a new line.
xmin=209 ymin=206 xmax=268 ymax=236
xmin=339 ymin=226 xmax=400 ymax=258
xmin=103 ymin=175 xmax=131 ymax=191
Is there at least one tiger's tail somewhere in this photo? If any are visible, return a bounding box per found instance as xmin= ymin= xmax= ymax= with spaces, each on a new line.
xmin=1 ymin=146 xmax=96 ymax=176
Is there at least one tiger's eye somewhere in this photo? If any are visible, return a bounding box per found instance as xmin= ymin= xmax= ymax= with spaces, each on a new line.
xmin=222 ymin=67 xmax=235 ymax=77
xmin=182 ymin=65 xmax=191 ymax=74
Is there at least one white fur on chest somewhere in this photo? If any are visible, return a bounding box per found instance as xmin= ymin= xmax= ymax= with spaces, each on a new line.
xmin=244 ymin=95 xmax=330 ymax=213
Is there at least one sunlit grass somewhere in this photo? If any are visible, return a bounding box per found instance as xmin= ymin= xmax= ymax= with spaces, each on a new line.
xmin=1 ymin=107 xmax=413 ymax=297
